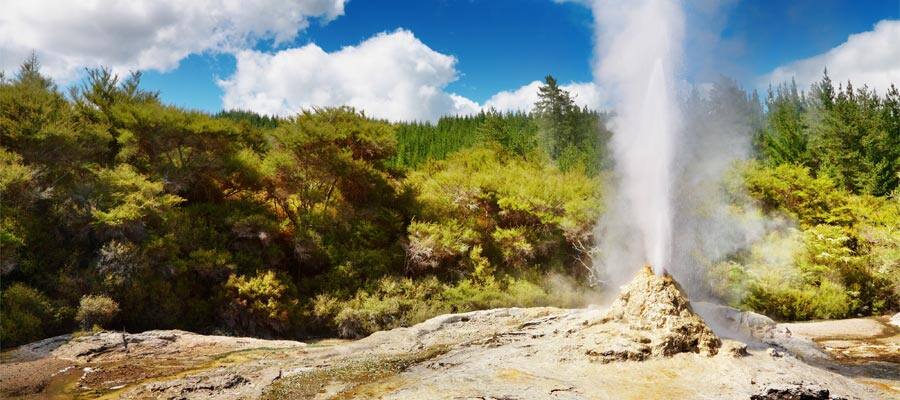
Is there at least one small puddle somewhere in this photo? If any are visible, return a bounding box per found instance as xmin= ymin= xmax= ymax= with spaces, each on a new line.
xmin=43 ymin=366 xmax=85 ymax=400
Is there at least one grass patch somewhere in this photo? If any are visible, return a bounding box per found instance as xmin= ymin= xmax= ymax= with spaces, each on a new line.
xmin=261 ymin=345 xmax=450 ymax=399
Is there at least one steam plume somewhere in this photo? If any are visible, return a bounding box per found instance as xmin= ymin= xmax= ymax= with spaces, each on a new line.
xmin=590 ymin=0 xmax=685 ymax=285
xmin=589 ymin=1 xmax=766 ymax=303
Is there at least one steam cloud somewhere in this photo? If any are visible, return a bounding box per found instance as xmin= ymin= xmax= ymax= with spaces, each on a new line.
xmin=590 ymin=0 xmax=685 ymax=286
xmin=589 ymin=0 xmax=764 ymax=298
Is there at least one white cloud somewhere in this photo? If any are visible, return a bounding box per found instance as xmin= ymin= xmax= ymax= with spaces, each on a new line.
xmin=761 ymin=20 xmax=900 ymax=93
xmin=0 ymin=0 xmax=345 ymax=81
xmin=3 ymin=1 xmax=606 ymax=121
xmin=220 ymin=29 xmax=484 ymax=122
xmin=483 ymin=81 xmax=544 ymax=112
xmin=484 ymin=80 xmax=604 ymax=112
xmin=220 ymin=28 xmax=604 ymax=121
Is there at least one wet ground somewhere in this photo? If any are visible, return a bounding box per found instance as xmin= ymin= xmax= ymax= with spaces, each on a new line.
xmin=778 ymin=315 xmax=900 ymax=395
xmin=0 ymin=331 xmax=310 ymax=399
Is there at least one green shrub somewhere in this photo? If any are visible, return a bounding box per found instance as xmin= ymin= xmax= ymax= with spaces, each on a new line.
xmin=406 ymin=221 xmax=478 ymax=273
xmin=491 ymin=227 xmax=534 ymax=268
xmin=91 ymin=164 xmax=184 ymax=227
xmin=744 ymin=279 xmax=851 ymax=320
xmin=442 ymin=276 xmax=551 ymax=311
xmin=715 ymin=222 xmax=897 ymax=320
xmin=314 ymin=277 xmax=448 ymax=338
xmin=312 ymin=274 xmax=561 ymax=339
xmin=222 ymin=270 xmax=299 ymax=336
xmin=406 ymin=147 xmax=601 ymax=278
xmin=75 ymin=294 xmax=120 ymax=330
xmin=713 ymin=163 xmax=900 ymax=320
xmin=741 ymin=162 xmax=852 ymax=227
xmin=1 ymin=283 xmax=54 ymax=347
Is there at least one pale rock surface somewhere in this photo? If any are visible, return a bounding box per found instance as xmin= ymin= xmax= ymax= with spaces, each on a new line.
xmin=2 ymin=269 xmax=895 ymax=399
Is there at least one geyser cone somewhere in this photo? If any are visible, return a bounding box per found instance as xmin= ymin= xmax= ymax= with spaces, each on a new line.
xmin=585 ymin=266 xmax=721 ymax=363
xmin=605 ymin=265 xmax=700 ymax=326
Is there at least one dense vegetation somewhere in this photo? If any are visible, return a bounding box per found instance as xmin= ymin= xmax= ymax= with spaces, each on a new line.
xmin=1 ymin=58 xmax=897 ymax=347
xmin=390 ymin=76 xmax=611 ymax=174
xmin=0 ymin=62 xmax=603 ymax=346
xmin=715 ymin=163 xmax=899 ymax=320
xmin=712 ymin=75 xmax=900 ymax=320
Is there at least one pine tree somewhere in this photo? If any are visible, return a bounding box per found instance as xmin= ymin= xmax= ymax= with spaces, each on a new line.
xmin=534 ymin=75 xmax=578 ymax=158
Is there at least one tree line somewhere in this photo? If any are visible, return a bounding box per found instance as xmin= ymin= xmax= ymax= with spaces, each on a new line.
xmin=1 ymin=57 xmax=897 ymax=347
xmin=1 ymin=62 xmax=602 ymax=346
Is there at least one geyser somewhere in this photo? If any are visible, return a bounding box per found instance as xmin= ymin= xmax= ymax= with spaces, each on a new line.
xmin=590 ymin=0 xmax=685 ymax=284
xmin=638 ymin=59 xmax=677 ymax=274
xmin=584 ymin=265 xmax=721 ymax=362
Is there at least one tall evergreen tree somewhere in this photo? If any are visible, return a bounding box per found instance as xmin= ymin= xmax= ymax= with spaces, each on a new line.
xmin=534 ymin=75 xmax=578 ymax=159
xmin=759 ymin=79 xmax=810 ymax=167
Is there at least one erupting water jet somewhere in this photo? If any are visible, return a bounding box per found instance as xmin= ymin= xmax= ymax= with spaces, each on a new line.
xmin=591 ymin=0 xmax=685 ymax=285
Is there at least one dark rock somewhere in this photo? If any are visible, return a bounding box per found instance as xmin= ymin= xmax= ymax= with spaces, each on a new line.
xmin=722 ymin=340 xmax=749 ymax=357
xmin=751 ymin=384 xmax=847 ymax=400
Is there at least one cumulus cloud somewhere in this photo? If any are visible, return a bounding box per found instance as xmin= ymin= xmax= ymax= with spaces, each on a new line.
xmin=761 ymin=20 xmax=900 ymax=93
xmin=3 ymin=0 xmax=606 ymax=121
xmin=0 ymin=0 xmax=345 ymax=81
xmin=220 ymin=28 xmax=604 ymax=121
xmin=220 ymin=29 xmax=486 ymax=121
xmin=484 ymin=81 xmax=604 ymax=112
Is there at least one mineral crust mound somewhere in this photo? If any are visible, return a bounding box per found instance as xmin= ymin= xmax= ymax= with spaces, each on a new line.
xmin=583 ymin=265 xmax=722 ymax=362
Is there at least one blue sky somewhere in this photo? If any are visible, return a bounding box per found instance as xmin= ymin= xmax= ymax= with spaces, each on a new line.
xmin=142 ymin=0 xmax=897 ymax=113
xmin=140 ymin=0 xmax=597 ymax=112
xmin=719 ymin=0 xmax=899 ymax=80
xmin=4 ymin=0 xmax=898 ymax=118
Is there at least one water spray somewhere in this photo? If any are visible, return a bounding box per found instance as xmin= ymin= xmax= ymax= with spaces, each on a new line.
xmin=590 ymin=0 xmax=685 ymax=285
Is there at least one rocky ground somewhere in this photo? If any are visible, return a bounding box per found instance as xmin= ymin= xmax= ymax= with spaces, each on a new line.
xmin=2 ymin=267 xmax=897 ymax=399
